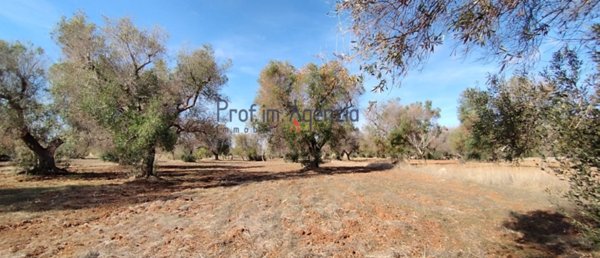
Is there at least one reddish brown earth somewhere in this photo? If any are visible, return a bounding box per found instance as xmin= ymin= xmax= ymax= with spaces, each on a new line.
xmin=0 ymin=159 xmax=592 ymax=257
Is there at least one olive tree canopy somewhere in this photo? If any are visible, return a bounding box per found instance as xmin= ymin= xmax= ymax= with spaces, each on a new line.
xmin=51 ymin=13 xmax=228 ymax=177
xmin=0 ymin=40 xmax=64 ymax=174
xmin=338 ymin=0 xmax=599 ymax=90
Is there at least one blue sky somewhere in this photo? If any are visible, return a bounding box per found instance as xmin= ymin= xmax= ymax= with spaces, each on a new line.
xmin=1 ymin=0 xmax=505 ymax=128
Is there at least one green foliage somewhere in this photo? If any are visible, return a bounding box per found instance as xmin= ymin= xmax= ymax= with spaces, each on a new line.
xmin=488 ymin=76 xmax=547 ymax=161
xmin=457 ymin=88 xmax=496 ymax=160
xmin=540 ymin=47 xmax=600 ymax=246
xmin=56 ymin=130 xmax=90 ymax=159
xmin=0 ymin=40 xmax=65 ymax=173
xmin=194 ymin=147 xmax=209 ymax=160
xmin=232 ymin=134 xmax=264 ymax=161
xmin=338 ymin=0 xmax=598 ymax=90
xmin=390 ymin=101 xmax=442 ymax=160
xmin=364 ymin=99 xmax=442 ymax=160
xmin=329 ymin=123 xmax=360 ymax=160
xmin=200 ymin=128 xmax=231 ymax=160
xmin=180 ymin=152 xmax=196 ymax=162
xmin=255 ymin=61 xmax=363 ymax=167
xmin=14 ymin=145 xmax=37 ymax=171
xmin=458 ymin=76 xmax=547 ymax=162
xmin=51 ymin=13 xmax=227 ymax=176
xmin=448 ymin=126 xmax=469 ymax=159
xmin=457 ymin=47 xmax=599 ymax=245
xmin=100 ymin=151 xmax=119 ymax=163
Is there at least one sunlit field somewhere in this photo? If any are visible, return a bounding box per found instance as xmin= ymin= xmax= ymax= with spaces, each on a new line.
xmin=1 ymin=158 xmax=591 ymax=257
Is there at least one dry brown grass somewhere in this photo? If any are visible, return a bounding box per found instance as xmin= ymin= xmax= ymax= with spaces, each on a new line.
xmin=398 ymin=161 xmax=568 ymax=194
xmin=0 ymin=158 xmax=592 ymax=257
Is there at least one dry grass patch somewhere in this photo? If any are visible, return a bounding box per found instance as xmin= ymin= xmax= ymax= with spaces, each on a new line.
xmin=0 ymin=158 xmax=593 ymax=257
xmin=399 ymin=161 xmax=568 ymax=194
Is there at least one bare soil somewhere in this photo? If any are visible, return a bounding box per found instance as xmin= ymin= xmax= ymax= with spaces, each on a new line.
xmin=0 ymin=159 xmax=592 ymax=257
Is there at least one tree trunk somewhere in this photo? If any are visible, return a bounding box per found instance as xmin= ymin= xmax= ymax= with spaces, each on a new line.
xmin=309 ymin=141 xmax=321 ymax=168
xmin=311 ymin=158 xmax=320 ymax=168
xmin=140 ymin=147 xmax=156 ymax=178
xmin=213 ymin=151 xmax=219 ymax=160
xmin=20 ymin=131 xmax=63 ymax=174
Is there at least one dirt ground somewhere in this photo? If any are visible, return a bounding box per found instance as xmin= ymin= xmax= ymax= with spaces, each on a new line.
xmin=0 ymin=158 xmax=593 ymax=257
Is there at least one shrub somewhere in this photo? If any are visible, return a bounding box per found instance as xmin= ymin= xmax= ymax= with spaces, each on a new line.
xmin=247 ymin=152 xmax=265 ymax=161
xmin=100 ymin=151 xmax=119 ymax=163
xmin=181 ymin=152 xmax=196 ymax=162
xmin=195 ymin=147 xmax=209 ymax=160
xmin=285 ymin=152 xmax=299 ymax=163
xmin=14 ymin=145 xmax=37 ymax=171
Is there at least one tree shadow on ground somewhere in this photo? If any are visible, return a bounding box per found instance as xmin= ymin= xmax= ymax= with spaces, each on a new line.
xmin=158 ymin=164 xmax=265 ymax=170
xmin=20 ymin=171 xmax=130 ymax=181
xmin=0 ymin=163 xmax=392 ymax=213
xmin=502 ymin=210 xmax=592 ymax=256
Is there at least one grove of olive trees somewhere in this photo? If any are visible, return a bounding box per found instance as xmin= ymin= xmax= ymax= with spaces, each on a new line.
xmin=0 ymin=2 xmax=597 ymax=251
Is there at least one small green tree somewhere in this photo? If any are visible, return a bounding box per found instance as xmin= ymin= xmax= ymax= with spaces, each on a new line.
xmin=293 ymin=62 xmax=363 ymax=167
xmin=197 ymin=122 xmax=230 ymax=160
xmin=447 ymin=126 xmax=469 ymax=159
xmin=254 ymin=61 xmax=299 ymax=159
xmin=457 ymin=88 xmax=496 ymax=160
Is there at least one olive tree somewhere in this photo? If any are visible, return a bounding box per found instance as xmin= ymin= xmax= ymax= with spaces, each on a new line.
xmin=176 ymin=117 xmax=230 ymax=161
xmin=253 ymin=61 xmax=299 ymax=159
xmin=458 ymin=76 xmax=549 ymax=161
xmin=338 ymin=0 xmax=599 ymax=90
xmin=541 ymin=47 xmax=600 ymax=244
xmin=365 ymin=99 xmax=442 ymax=161
xmin=194 ymin=119 xmax=231 ymax=160
xmin=458 ymin=47 xmax=599 ymax=243
xmin=51 ymin=14 xmax=228 ymax=177
xmin=329 ymin=123 xmax=360 ymax=160
xmin=232 ymin=133 xmax=264 ymax=161
xmin=457 ymin=88 xmax=496 ymax=160
xmin=0 ymin=40 xmax=64 ymax=174
xmin=255 ymin=61 xmax=363 ymax=167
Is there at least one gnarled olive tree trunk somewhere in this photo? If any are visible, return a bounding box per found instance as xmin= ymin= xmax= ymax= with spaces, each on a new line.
xmin=20 ymin=131 xmax=63 ymax=174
